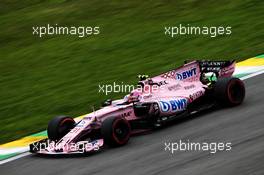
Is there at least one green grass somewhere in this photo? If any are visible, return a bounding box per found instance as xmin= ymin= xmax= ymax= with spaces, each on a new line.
xmin=0 ymin=0 xmax=263 ymax=144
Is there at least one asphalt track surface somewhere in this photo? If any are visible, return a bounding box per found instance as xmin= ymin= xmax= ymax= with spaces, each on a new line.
xmin=1 ymin=74 xmax=264 ymax=175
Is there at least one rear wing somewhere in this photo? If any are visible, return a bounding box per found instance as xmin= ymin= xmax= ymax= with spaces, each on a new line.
xmin=198 ymin=60 xmax=235 ymax=78
xmin=153 ymin=60 xmax=235 ymax=82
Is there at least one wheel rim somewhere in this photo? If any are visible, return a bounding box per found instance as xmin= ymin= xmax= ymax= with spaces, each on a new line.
xmin=227 ymin=80 xmax=245 ymax=104
xmin=112 ymin=119 xmax=130 ymax=144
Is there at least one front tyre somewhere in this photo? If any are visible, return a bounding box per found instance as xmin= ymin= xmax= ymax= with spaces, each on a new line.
xmin=214 ymin=77 xmax=245 ymax=106
xmin=47 ymin=116 xmax=75 ymax=141
xmin=101 ymin=117 xmax=131 ymax=147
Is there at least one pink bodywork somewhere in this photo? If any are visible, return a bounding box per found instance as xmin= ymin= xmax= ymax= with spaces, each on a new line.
xmin=40 ymin=61 xmax=235 ymax=154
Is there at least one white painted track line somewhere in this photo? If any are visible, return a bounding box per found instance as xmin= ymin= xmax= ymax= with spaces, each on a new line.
xmin=240 ymin=69 xmax=264 ymax=80
xmin=0 ymin=152 xmax=31 ymax=165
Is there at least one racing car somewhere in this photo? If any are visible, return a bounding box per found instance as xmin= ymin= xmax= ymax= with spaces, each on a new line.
xmin=30 ymin=60 xmax=245 ymax=154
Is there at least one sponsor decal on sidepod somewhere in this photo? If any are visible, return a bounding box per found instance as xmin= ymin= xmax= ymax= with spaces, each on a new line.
xmin=176 ymin=68 xmax=197 ymax=80
xmin=159 ymin=98 xmax=187 ymax=112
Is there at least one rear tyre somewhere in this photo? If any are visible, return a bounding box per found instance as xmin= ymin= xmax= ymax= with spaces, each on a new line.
xmin=47 ymin=116 xmax=75 ymax=141
xmin=101 ymin=117 xmax=131 ymax=147
xmin=214 ymin=77 xmax=245 ymax=106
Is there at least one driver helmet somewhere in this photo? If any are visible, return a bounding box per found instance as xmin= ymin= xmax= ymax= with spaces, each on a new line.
xmin=124 ymin=90 xmax=142 ymax=103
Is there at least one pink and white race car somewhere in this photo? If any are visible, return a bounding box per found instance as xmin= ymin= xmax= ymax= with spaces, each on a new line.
xmin=30 ymin=60 xmax=245 ymax=154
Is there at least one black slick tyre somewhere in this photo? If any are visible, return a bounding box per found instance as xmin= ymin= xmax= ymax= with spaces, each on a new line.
xmin=214 ymin=77 xmax=245 ymax=106
xmin=47 ymin=116 xmax=75 ymax=141
xmin=101 ymin=116 xmax=131 ymax=147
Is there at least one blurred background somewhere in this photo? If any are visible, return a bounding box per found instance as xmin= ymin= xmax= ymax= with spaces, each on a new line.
xmin=0 ymin=0 xmax=263 ymax=143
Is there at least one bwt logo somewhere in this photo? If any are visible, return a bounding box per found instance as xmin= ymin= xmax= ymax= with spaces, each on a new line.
xmin=176 ymin=68 xmax=197 ymax=80
xmin=159 ymin=99 xmax=187 ymax=112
